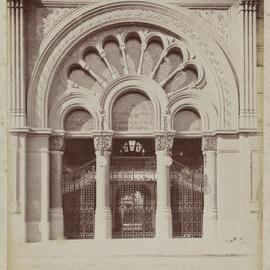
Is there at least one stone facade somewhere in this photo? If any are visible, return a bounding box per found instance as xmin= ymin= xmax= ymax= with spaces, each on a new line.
xmin=6 ymin=0 xmax=263 ymax=269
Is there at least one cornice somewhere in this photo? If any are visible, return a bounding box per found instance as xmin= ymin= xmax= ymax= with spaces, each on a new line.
xmin=27 ymin=0 xmax=237 ymax=8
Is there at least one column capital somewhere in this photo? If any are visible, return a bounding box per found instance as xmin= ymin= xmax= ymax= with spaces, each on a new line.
xmin=238 ymin=0 xmax=257 ymax=11
xmin=93 ymin=132 xmax=113 ymax=152
xmin=49 ymin=135 xmax=65 ymax=152
xmin=7 ymin=0 xmax=24 ymax=8
xmin=202 ymin=136 xmax=217 ymax=151
xmin=154 ymin=132 xmax=175 ymax=152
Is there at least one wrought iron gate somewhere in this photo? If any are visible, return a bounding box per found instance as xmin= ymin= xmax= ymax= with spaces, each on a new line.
xmin=170 ymin=160 xmax=204 ymax=238
xmin=111 ymin=157 xmax=156 ymax=238
xmin=62 ymin=160 xmax=96 ymax=239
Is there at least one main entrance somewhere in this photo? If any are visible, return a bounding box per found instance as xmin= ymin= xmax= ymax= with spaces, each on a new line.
xmin=111 ymin=139 xmax=156 ymax=238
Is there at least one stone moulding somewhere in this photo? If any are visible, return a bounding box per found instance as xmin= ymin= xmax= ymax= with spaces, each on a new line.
xmin=27 ymin=0 xmax=239 ymax=131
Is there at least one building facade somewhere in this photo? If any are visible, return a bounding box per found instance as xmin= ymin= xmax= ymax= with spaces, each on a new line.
xmin=7 ymin=0 xmax=263 ymax=269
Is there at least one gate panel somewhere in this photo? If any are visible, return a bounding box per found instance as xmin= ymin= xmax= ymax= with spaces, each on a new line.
xmin=111 ymin=157 xmax=156 ymax=238
xmin=62 ymin=160 xmax=96 ymax=239
xmin=170 ymin=160 xmax=204 ymax=238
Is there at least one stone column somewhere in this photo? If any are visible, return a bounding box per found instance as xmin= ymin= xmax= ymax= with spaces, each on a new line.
xmin=94 ymin=134 xmax=113 ymax=239
xmin=155 ymin=133 xmax=174 ymax=239
xmin=202 ymin=136 xmax=218 ymax=238
xmin=49 ymin=135 xmax=65 ymax=240
xmin=26 ymin=132 xmax=50 ymax=242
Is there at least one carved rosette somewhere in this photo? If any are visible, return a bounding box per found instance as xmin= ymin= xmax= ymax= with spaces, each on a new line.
xmin=202 ymin=136 xmax=217 ymax=151
xmin=155 ymin=133 xmax=175 ymax=152
xmin=50 ymin=136 xmax=65 ymax=152
xmin=94 ymin=134 xmax=113 ymax=152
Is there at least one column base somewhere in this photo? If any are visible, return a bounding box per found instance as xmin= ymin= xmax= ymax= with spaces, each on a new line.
xmin=155 ymin=208 xmax=172 ymax=239
xmin=203 ymin=208 xmax=217 ymax=239
xmin=95 ymin=208 xmax=112 ymax=239
xmin=26 ymin=221 xmax=49 ymax=242
xmin=49 ymin=208 xmax=64 ymax=240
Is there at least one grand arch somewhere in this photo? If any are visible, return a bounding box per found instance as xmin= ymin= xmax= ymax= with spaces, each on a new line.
xmin=22 ymin=0 xmax=242 ymax=242
xmin=27 ymin=0 xmax=239 ymax=131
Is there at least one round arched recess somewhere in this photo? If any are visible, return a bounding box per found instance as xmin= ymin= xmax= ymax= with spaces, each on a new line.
xmin=27 ymin=0 xmax=239 ymax=131
xmin=169 ymin=93 xmax=218 ymax=132
xmin=48 ymin=92 xmax=99 ymax=130
xmin=173 ymin=109 xmax=202 ymax=133
xmin=112 ymin=91 xmax=155 ymax=132
xmin=64 ymin=109 xmax=95 ymax=132
xmin=100 ymin=76 xmax=168 ymax=131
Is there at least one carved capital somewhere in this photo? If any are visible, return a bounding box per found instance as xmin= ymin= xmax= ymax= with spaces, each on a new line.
xmin=50 ymin=136 xmax=65 ymax=152
xmin=239 ymin=0 xmax=257 ymax=11
xmin=155 ymin=133 xmax=175 ymax=152
xmin=202 ymin=136 xmax=217 ymax=151
xmin=94 ymin=133 xmax=113 ymax=152
xmin=7 ymin=0 xmax=23 ymax=8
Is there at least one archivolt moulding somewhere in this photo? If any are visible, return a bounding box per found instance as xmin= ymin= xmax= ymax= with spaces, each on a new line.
xmin=27 ymin=0 xmax=239 ymax=131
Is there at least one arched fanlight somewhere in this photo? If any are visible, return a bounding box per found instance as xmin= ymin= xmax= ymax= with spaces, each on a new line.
xmin=119 ymin=140 xmax=146 ymax=156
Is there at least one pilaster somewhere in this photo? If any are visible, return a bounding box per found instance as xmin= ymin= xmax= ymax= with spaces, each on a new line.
xmin=238 ymin=0 xmax=257 ymax=129
xmin=7 ymin=0 xmax=26 ymax=127
xmin=26 ymin=132 xmax=50 ymax=242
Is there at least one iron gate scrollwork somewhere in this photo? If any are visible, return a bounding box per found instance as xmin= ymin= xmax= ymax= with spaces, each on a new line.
xmin=170 ymin=160 xmax=204 ymax=238
xmin=62 ymin=160 xmax=96 ymax=239
xmin=111 ymin=157 xmax=156 ymax=238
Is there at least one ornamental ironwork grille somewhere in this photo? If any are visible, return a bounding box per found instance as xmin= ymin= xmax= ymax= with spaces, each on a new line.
xmin=62 ymin=160 xmax=96 ymax=239
xmin=170 ymin=160 xmax=204 ymax=238
xmin=111 ymin=157 xmax=156 ymax=238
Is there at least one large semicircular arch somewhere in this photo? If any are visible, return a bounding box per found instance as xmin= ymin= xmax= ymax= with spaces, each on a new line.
xmin=27 ymin=0 xmax=239 ymax=131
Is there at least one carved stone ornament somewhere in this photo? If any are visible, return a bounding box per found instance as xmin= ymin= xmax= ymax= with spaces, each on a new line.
xmin=50 ymin=136 xmax=65 ymax=152
xmin=41 ymin=8 xmax=75 ymax=38
xmin=155 ymin=133 xmax=174 ymax=152
xmin=202 ymin=136 xmax=217 ymax=151
xmin=94 ymin=135 xmax=112 ymax=152
xmin=30 ymin=4 xmax=238 ymax=129
xmin=7 ymin=0 xmax=23 ymax=8
xmin=191 ymin=9 xmax=229 ymax=46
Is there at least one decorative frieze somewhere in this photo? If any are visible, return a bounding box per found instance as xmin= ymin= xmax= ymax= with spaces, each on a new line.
xmin=202 ymin=136 xmax=217 ymax=151
xmin=49 ymin=136 xmax=65 ymax=152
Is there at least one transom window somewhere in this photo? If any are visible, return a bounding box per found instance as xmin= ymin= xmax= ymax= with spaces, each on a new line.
xmin=120 ymin=140 xmax=146 ymax=156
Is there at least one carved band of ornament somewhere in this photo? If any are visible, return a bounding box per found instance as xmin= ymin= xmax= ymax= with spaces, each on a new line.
xmin=50 ymin=136 xmax=65 ymax=152
xmin=202 ymin=136 xmax=217 ymax=151
xmin=94 ymin=135 xmax=112 ymax=152
xmin=155 ymin=134 xmax=174 ymax=152
xmin=7 ymin=0 xmax=23 ymax=8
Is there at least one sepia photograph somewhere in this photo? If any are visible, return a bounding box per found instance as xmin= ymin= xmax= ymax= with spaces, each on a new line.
xmin=0 ymin=0 xmax=268 ymax=269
